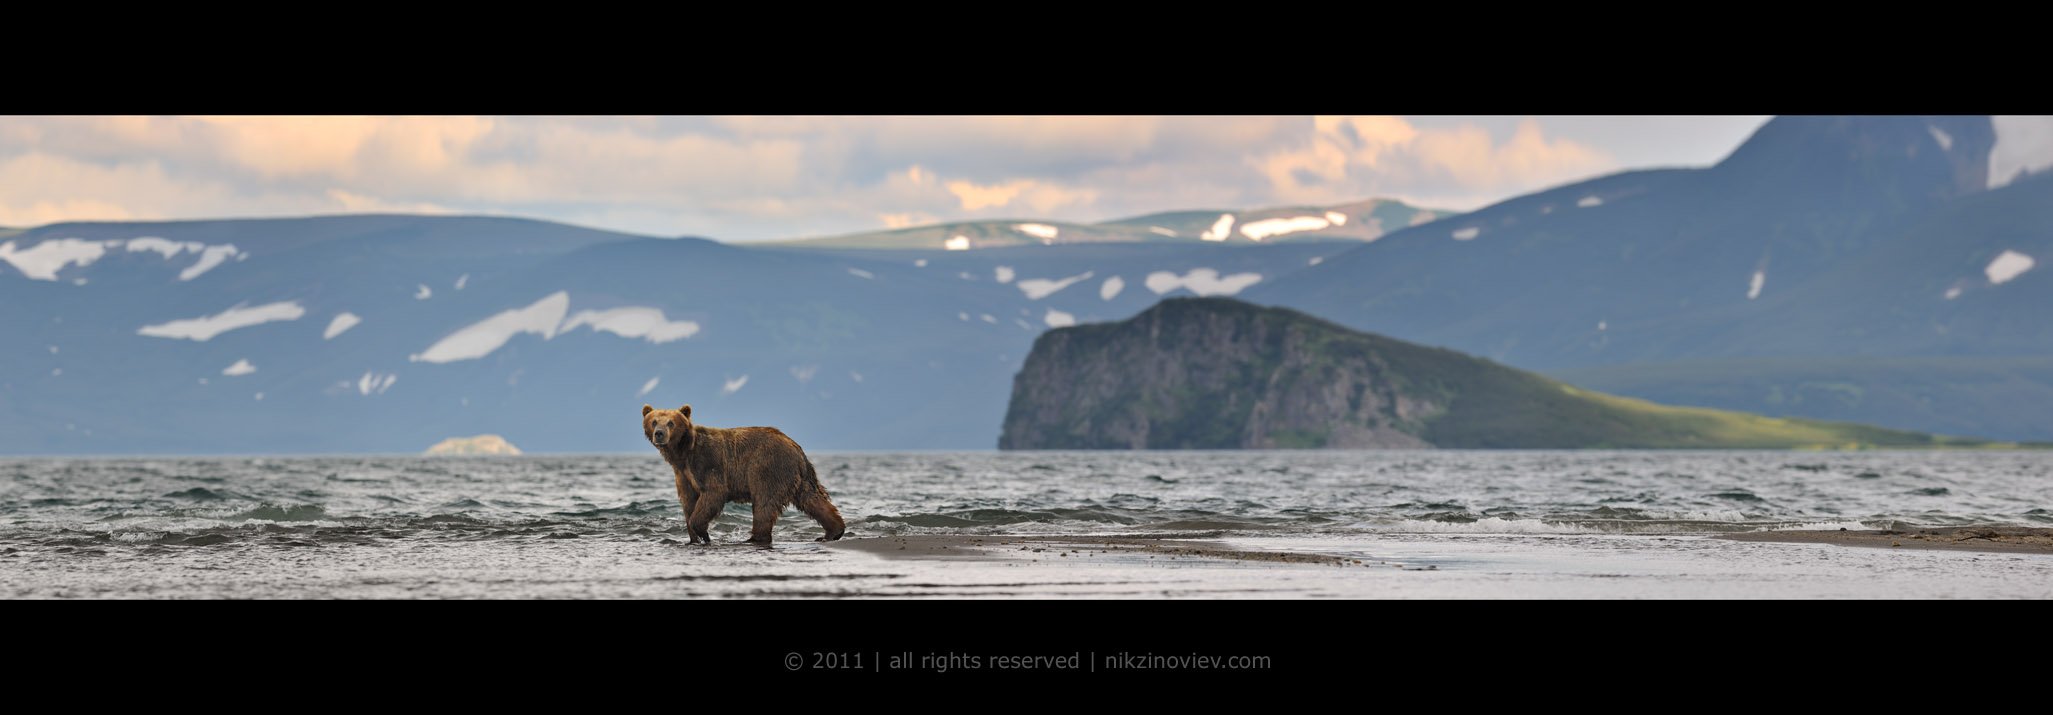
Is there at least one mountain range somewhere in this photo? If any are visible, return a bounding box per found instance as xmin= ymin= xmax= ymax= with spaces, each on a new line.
xmin=2 ymin=115 xmax=2047 ymax=452
xmin=1249 ymin=115 xmax=2050 ymax=440
xmin=0 ymin=215 xmax=1352 ymax=453
xmin=767 ymin=198 xmax=1449 ymax=250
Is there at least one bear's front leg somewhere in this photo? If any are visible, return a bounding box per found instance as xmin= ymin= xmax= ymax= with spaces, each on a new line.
xmin=686 ymin=493 xmax=725 ymax=546
xmin=681 ymin=476 xmax=706 ymax=538
xmin=671 ymin=473 xmax=700 ymax=543
xmin=679 ymin=494 xmax=703 ymax=544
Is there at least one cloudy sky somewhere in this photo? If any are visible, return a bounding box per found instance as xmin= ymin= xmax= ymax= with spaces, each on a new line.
xmin=3 ymin=115 xmax=2040 ymax=242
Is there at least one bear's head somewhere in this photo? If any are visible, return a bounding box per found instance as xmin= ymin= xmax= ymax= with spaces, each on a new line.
xmin=641 ymin=403 xmax=694 ymax=452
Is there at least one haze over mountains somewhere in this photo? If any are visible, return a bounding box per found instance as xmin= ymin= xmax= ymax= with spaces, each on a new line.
xmin=2 ymin=115 xmax=2047 ymax=453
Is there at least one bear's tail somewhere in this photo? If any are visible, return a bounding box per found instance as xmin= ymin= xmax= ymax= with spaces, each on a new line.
xmin=794 ymin=459 xmax=846 ymax=541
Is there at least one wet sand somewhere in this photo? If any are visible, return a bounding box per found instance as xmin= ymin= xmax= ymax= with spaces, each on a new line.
xmin=7 ymin=531 xmax=2048 ymax=598
xmin=1721 ymin=526 xmax=2053 ymax=554
xmin=842 ymin=529 xmax=2053 ymax=567
xmin=831 ymin=534 xmax=1417 ymax=569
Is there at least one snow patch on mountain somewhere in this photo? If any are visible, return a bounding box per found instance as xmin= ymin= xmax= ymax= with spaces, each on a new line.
xmin=138 ymin=301 xmax=307 ymax=342
xmin=1017 ymin=271 xmax=1093 ymax=300
xmin=410 ymin=292 xmax=569 ymax=363
xmin=1144 ymin=268 xmax=1262 ymax=297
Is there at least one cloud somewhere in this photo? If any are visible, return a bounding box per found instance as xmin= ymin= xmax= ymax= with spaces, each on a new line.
xmin=0 ymin=152 xmax=239 ymax=225
xmin=1414 ymin=119 xmax=1612 ymax=187
xmin=326 ymin=189 xmax=454 ymax=214
xmin=0 ymin=198 xmax=137 ymax=226
xmin=1252 ymin=116 xmax=1614 ymax=206
xmin=945 ymin=180 xmax=1026 ymax=211
xmin=0 ymin=115 xmax=1721 ymax=240
xmin=944 ymin=179 xmax=1098 ymax=212
xmin=877 ymin=212 xmax=937 ymax=229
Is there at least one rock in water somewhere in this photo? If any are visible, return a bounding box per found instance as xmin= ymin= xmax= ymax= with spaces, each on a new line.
xmin=998 ymin=297 xmax=1989 ymax=450
xmin=424 ymin=434 xmax=523 ymax=456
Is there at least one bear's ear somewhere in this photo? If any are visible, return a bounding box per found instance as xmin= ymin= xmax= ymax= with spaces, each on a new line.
xmin=641 ymin=404 xmax=653 ymax=416
xmin=679 ymin=404 xmax=692 ymax=419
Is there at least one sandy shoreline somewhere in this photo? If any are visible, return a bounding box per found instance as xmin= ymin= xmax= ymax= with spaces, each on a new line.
xmin=6 ymin=530 xmax=2046 ymax=598
xmin=830 ymin=534 xmax=1408 ymax=568
xmin=835 ymin=528 xmax=2053 ymax=565
xmin=1721 ymin=526 xmax=2053 ymax=554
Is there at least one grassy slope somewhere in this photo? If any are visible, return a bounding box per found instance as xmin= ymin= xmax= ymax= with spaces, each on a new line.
xmin=1549 ymin=355 xmax=2053 ymax=443
xmin=1031 ymin=298 xmax=2023 ymax=450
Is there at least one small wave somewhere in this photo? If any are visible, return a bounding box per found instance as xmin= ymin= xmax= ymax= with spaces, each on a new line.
xmin=1371 ymin=518 xmax=1595 ymax=534
xmin=552 ymin=500 xmax=674 ymax=519
xmin=416 ymin=514 xmax=488 ymax=525
xmin=870 ymin=508 xmax=1137 ymax=528
xmin=1708 ymin=491 xmax=1763 ymax=502
xmin=1754 ymin=520 xmax=1876 ymax=532
xmin=165 ymin=533 xmax=233 ymax=546
xmin=229 ymin=504 xmax=328 ymax=522
xmin=863 ymin=507 xmax=1290 ymax=531
xmin=1377 ymin=516 xmax=1848 ymax=535
xmin=1908 ymin=487 xmax=1951 ymax=496
xmin=164 ymin=487 xmax=252 ymax=501
xmin=1148 ymin=520 xmax=1276 ymax=531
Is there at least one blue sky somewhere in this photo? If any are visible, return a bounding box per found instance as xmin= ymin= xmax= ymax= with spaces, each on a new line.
xmin=3 ymin=115 xmax=2032 ymax=242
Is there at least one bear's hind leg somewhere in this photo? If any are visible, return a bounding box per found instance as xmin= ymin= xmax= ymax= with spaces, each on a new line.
xmin=795 ymin=489 xmax=846 ymax=542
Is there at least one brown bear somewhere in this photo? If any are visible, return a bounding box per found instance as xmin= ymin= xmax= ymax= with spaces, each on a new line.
xmin=641 ymin=403 xmax=847 ymax=545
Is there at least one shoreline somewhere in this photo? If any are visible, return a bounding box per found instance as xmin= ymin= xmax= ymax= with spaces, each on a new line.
xmin=828 ymin=528 xmax=2053 ymax=566
xmin=829 ymin=534 xmax=1398 ymax=568
xmin=1721 ymin=526 xmax=2053 ymax=554
xmin=8 ymin=529 xmax=2046 ymax=598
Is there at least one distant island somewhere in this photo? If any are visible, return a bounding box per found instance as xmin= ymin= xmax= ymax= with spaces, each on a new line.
xmin=424 ymin=434 xmax=523 ymax=456
xmin=1000 ymin=298 xmax=2015 ymax=450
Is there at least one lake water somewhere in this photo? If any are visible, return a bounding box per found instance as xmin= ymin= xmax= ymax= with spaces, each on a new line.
xmin=3 ymin=451 xmax=2049 ymax=598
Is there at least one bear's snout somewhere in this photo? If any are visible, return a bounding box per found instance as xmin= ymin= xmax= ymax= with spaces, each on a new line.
xmin=652 ymin=429 xmax=668 ymax=444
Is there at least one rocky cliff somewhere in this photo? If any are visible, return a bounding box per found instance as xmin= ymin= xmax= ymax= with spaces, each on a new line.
xmin=999 ymin=298 xmax=1997 ymax=450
